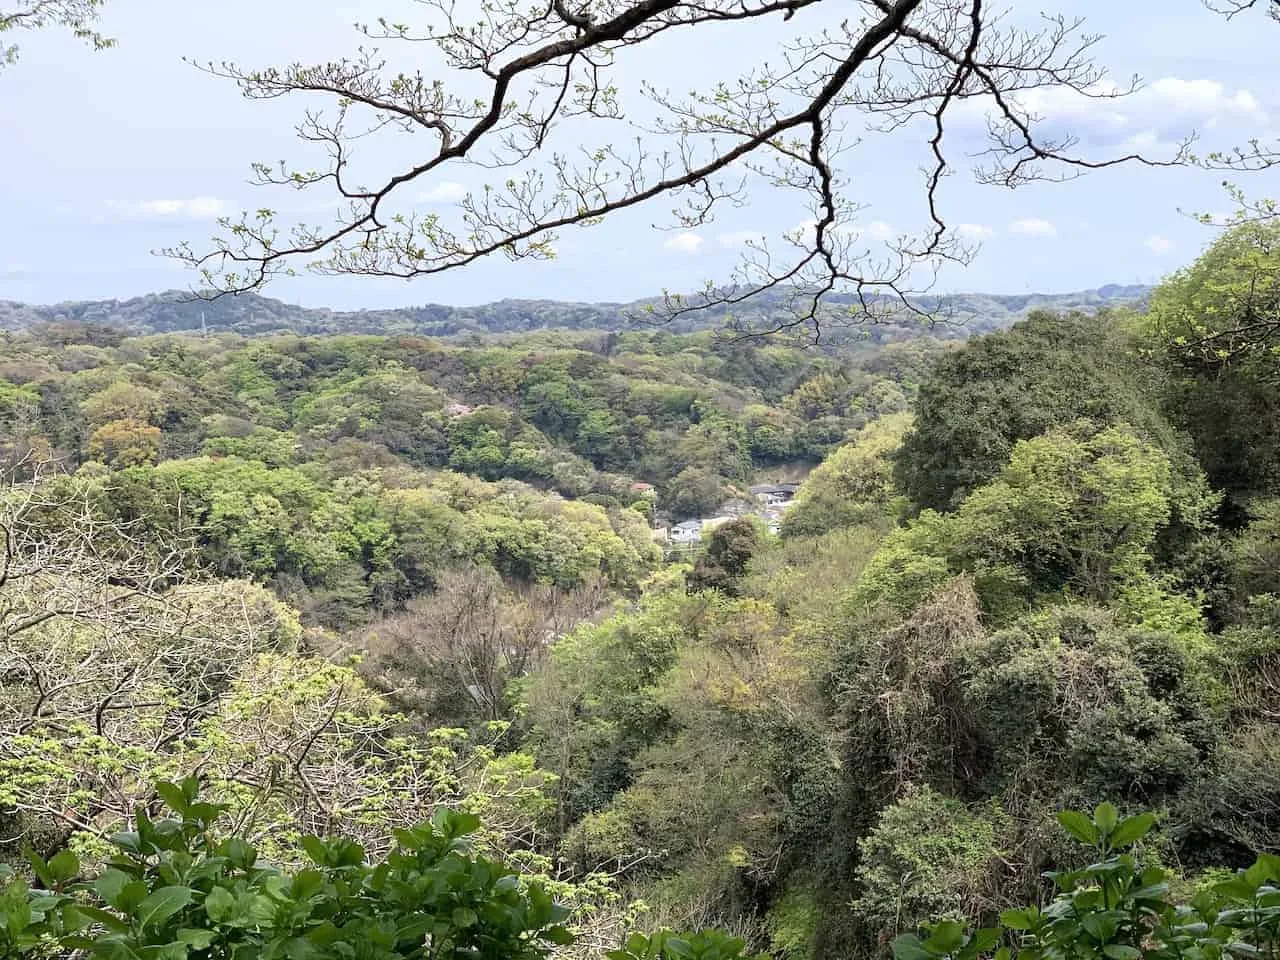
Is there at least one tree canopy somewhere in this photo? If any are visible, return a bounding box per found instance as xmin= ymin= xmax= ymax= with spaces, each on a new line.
xmin=3 ymin=286 xmax=1280 ymax=960
xmin=1143 ymin=222 xmax=1280 ymax=515
xmin=5 ymin=7 xmax=1280 ymax=956
xmin=893 ymin=311 xmax=1186 ymax=513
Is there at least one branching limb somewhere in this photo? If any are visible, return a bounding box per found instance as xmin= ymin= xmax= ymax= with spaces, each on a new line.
xmin=0 ymin=0 xmax=112 ymax=68
xmin=171 ymin=0 xmax=1183 ymax=341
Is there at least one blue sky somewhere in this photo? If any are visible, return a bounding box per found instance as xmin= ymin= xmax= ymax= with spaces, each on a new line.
xmin=1 ymin=0 xmax=1277 ymax=309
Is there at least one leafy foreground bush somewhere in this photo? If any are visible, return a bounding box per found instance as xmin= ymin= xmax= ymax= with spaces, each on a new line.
xmin=894 ymin=804 xmax=1280 ymax=960
xmin=0 ymin=779 xmax=759 ymax=960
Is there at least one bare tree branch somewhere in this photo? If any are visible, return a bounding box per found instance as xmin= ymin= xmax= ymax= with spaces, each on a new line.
xmin=0 ymin=0 xmax=112 ymax=68
xmin=1181 ymin=0 xmax=1279 ymax=225
xmin=167 ymin=0 xmax=1183 ymax=341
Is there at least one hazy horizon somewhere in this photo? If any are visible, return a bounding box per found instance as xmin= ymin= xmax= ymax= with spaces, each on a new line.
xmin=4 ymin=279 xmax=1154 ymax=314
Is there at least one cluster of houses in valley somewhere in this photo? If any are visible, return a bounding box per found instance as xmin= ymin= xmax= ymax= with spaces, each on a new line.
xmin=654 ymin=482 xmax=801 ymax=547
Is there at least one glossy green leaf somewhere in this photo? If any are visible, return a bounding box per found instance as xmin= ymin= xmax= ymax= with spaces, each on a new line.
xmin=1093 ymin=803 xmax=1119 ymax=835
xmin=1000 ymin=909 xmax=1039 ymax=931
xmin=176 ymin=928 xmax=216 ymax=950
xmin=1103 ymin=946 xmax=1140 ymax=960
xmin=924 ymin=921 xmax=966 ymax=954
xmin=1057 ymin=810 xmax=1100 ymax=846
xmin=136 ymin=886 xmax=194 ymax=929
xmin=1109 ymin=813 xmax=1156 ymax=849
xmin=203 ymin=887 xmax=235 ymax=924
xmin=68 ymin=905 xmax=131 ymax=934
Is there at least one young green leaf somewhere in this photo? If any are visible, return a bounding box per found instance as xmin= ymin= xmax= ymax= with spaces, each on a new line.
xmin=154 ymin=782 xmax=190 ymax=817
xmin=1057 ymin=810 xmax=1100 ymax=846
xmin=93 ymin=870 xmax=132 ymax=910
xmin=923 ymin=921 xmax=966 ymax=954
xmin=1108 ymin=813 xmax=1156 ymax=849
xmin=203 ymin=887 xmax=236 ymax=924
xmin=1094 ymin=803 xmax=1119 ymax=835
xmin=176 ymin=928 xmax=217 ymax=950
xmin=64 ymin=903 xmax=128 ymax=934
xmin=47 ymin=850 xmax=79 ymax=885
xmin=136 ymin=886 xmax=195 ymax=929
xmin=1000 ymin=909 xmax=1040 ymax=931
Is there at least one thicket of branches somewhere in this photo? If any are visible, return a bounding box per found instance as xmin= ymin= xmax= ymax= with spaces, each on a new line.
xmin=164 ymin=0 xmax=1207 ymax=339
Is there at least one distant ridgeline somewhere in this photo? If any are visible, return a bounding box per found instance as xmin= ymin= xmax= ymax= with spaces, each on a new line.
xmin=0 ymin=283 xmax=1151 ymax=340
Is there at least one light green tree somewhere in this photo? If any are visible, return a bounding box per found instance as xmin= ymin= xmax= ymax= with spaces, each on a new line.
xmin=783 ymin=412 xmax=910 ymax=538
xmin=1143 ymin=223 xmax=1280 ymax=509
xmin=854 ymin=422 xmax=1218 ymax=615
xmin=1146 ymin=221 xmax=1280 ymax=368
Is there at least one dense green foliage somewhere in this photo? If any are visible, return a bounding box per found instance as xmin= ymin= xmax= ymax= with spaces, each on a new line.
xmin=686 ymin=519 xmax=763 ymax=596
xmin=893 ymin=312 xmax=1195 ymax=514
xmin=0 ymin=782 xmax=758 ymax=960
xmin=1143 ymin=224 xmax=1280 ymax=521
xmin=894 ymin=804 xmax=1280 ymax=960
xmin=2 ymin=228 xmax=1279 ymax=960
xmin=0 ymin=324 xmax=938 ymax=531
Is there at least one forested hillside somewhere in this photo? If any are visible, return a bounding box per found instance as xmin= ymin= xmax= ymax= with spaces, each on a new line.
xmin=3 ymin=224 xmax=1278 ymax=960
xmin=0 ymin=285 xmax=1151 ymax=340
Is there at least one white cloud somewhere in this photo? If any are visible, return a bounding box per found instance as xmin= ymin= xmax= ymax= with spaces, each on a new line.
xmin=1144 ymin=234 xmax=1174 ymax=255
xmin=132 ymin=196 xmax=225 ymax=219
xmin=664 ymin=231 xmax=704 ymax=254
xmin=416 ymin=181 xmax=468 ymax=203
xmin=957 ymin=223 xmax=995 ymax=239
xmin=1009 ymin=218 xmax=1057 ymax=238
xmin=717 ymin=230 xmax=766 ymax=248
xmin=865 ymin=220 xmax=895 ymax=240
xmin=1146 ymin=77 xmax=1262 ymax=120
xmin=1014 ymin=78 xmax=1266 ymax=128
xmin=958 ymin=76 xmax=1266 ymax=155
xmin=138 ymin=200 xmax=184 ymax=216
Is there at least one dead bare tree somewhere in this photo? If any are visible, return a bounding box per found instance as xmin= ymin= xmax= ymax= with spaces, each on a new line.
xmin=0 ymin=462 xmax=287 ymax=842
xmin=170 ymin=0 xmax=1193 ymax=340
xmin=1207 ymin=0 xmax=1279 ymax=22
xmin=360 ymin=565 xmax=608 ymax=721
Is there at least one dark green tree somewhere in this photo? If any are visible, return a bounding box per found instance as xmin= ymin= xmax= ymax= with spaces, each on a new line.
xmin=687 ymin=518 xmax=763 ymax=596
xmin=894 ymin=312 xmax=1183 ymax=513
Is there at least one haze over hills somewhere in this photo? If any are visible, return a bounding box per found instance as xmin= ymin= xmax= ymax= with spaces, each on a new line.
xmin=0 ymin=283 xmax=1152 ymax=339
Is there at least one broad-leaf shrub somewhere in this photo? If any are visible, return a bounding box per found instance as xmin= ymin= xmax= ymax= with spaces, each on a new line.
xmin=0 ymin=779 xmax=761 ymax=960
xmin=893 ymin=803 xmax=1280 ymax=960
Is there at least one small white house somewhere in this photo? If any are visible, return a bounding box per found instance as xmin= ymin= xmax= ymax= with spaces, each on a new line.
xmin=670 ymin=519 xmax=703 ymax=543
xmin=750 ymin=483 xmax=800 ymax=503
